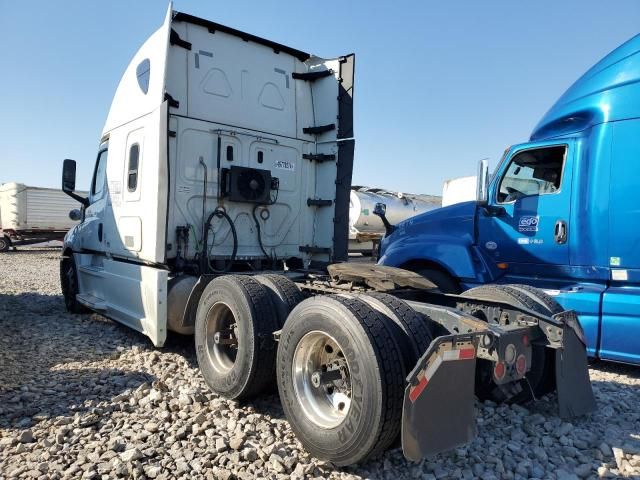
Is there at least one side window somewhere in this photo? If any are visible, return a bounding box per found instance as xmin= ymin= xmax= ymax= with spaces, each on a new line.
xmin=127 ymin=144 xmax=140 ymax=192
xmin=497 ymin=146 xmax=566 ymax=203
xmin=136 ymin=59 xmax=150 ymax=94
xmin=91 ymin=149 xmax=109 ymax=200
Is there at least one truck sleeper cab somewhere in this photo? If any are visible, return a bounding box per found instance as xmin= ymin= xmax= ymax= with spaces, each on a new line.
xmin=61 ymin=6 xmax=595 ymax=466
xmin=378 ymin=33 xmax=640 ymax=365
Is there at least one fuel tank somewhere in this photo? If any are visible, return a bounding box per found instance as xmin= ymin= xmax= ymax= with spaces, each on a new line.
xmin=349 ymin=187 xmax=440 ymax=252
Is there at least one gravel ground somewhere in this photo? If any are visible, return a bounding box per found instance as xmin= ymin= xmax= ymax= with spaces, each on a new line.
xmin=1 ymin=249 xmax=639 ymax=480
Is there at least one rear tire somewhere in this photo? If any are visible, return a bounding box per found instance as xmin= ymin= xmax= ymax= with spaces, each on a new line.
xmin=0 ymin=236 xmax=11 ymax=253
xmin=195 ymin=275 xmax=278 ymax=400
xmin=504 ymin=284 xmax=562 ymax=396
xmin=254 ymin=274 xmax=305 ymax=327
xmin=358 ymin=292 xmax=433 ymax=375
xmin=415 ymin=268 xmax=460 ymax=294
xmin=461 ymin=284 xmax=552 ymax=401
xmin=505 ymin=284 xmax=563 ymax=314
xmin=60 ymin=255 xmax=89 ymax=314
xmin=276 ymin=295 xmax=405 ymax=466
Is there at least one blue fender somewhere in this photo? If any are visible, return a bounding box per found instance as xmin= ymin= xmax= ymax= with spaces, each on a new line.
xmin=378 ymin=202 xmax=487 ymax=282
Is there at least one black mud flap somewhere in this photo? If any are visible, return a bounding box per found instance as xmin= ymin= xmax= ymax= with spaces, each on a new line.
xmin=401 ymin=337 xmax=478 ymax=461
xmin=555 ymin=312 xmax=597 ymax=418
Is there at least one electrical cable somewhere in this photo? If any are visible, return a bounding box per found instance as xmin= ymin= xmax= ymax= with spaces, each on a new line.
xmin=252 ymin=204 xmax=271 ymax=261
xmin=251 ymin=180 xmax=280 ymax=266
xmin=201 ymin=207 xmax=238 ymax=274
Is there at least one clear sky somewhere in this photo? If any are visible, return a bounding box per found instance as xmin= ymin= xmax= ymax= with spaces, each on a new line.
xmin=1 ymin=1 xmax=639 ymax=195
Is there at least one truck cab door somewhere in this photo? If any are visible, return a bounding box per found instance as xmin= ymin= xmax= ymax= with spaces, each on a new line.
xmin=478 ymin=140 xmax=574 ymax=275
xmin=600 ymin=119 xmax=640 ymax=364
xmin=81 ymin=145 xmax=109 ymax=253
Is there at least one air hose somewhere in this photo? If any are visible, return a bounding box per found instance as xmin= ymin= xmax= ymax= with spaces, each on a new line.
xmin=201 ymin=207 xmax=238 ymax=274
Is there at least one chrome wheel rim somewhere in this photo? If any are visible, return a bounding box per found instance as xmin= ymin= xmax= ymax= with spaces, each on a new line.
xmin=205 ymin=302 xmax=239 ymax=374
xmin=292 ymin=331 xmax=352 ymax=429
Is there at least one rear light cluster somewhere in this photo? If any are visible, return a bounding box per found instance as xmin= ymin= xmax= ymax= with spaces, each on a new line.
xmin=493 ymin=342 xmax=527 ymax=381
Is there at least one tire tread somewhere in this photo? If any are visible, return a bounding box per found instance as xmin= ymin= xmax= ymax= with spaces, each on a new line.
xmin=327 ymin=295 xmax=405 ymax=460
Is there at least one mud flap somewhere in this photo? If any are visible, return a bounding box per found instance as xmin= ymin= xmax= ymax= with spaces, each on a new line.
xmin=401 ymin=337 xmax=478 ymax=461
xmin=555 ymin=313 xmax=597 ymax=418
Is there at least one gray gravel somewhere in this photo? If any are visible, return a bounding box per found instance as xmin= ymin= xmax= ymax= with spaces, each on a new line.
xmin=1 ymin=248 xmax=639 ymax=479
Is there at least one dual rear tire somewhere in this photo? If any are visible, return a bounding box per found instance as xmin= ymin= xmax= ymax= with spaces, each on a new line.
xmin=194 ymin=274 xmax=304 ymax=400
xmin=276 ymin=294 xmax=432 ymax=465
xmin=195 ymin=275 xmax=435 ymax=465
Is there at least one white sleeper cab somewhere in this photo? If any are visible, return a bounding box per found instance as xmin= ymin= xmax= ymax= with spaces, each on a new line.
xmin=60 ymin=5 xmax=595 ymax=467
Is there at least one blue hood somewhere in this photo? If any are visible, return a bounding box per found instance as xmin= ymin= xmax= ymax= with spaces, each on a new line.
xmin=380 ymin=201 xmax=476 ymax=255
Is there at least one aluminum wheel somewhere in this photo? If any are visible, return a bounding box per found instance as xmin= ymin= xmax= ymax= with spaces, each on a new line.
xmin=292 ymin=331 xmax=352 ymax=429
xmin=205 ymin=302 xmax=239 ymax=374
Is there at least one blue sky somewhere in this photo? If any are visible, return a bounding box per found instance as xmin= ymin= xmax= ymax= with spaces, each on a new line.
xmin=1 ymin=1 xmax=639 ymax=195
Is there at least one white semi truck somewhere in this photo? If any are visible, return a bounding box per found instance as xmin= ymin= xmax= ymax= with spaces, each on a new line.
xmin=59 ymin=6 xmax=595 ymax=466
xmin=0 ymin=182 xmax=86 ymax=252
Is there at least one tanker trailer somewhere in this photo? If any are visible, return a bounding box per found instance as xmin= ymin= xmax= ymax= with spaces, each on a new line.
xmin=349 ymin=186 xmax=440 ymax=255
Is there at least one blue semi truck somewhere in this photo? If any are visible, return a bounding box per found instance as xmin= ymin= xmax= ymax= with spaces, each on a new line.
xmin=377 ymin=34 xmax=640 ymax=365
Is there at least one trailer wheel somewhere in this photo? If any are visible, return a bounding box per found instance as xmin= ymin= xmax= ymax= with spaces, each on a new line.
xmin=195 ymin=275 xmax=278 ymax=400
xmin=254 ymin=274 xmax=305 ymax=327
xmin=461 ymin=285 xmax=552 ymax=401
xmin=277 ymin=295 xmax=405 ymax=466
xmin=0 ymin=236 xmax=11 ymax=253
xmin=358 ymin=292 xmax=434 ymax=374
xmin=60 ymin=255 xmax=89 ymax=314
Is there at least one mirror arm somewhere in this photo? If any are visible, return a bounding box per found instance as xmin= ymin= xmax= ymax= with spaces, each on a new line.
xmin=63 ymin=190 xmax=89 ymax=207
xmin=480 ymin=204 xmax=506 ymax=217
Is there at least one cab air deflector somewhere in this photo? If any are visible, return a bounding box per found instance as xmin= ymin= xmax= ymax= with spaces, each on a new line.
xmin=172 ymin=11 xmax=311 ymax=62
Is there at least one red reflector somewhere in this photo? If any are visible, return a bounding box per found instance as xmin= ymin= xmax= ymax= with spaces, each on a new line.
xmin=522 ymin=334 xmax=529 ymax=347
xmin=516 ymin=354 xmax=527 ymax=376
xmin=494 ymin=361 xmax=506 ymax=380
xmin=409 ymin=376 xmax=428 ymax=403
xmin=459 ymin=348 xmax=475 ymax=360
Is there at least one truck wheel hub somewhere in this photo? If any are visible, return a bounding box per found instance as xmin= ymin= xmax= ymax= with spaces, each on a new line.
xmin=292 ymin=331 xmax=352 ymax=428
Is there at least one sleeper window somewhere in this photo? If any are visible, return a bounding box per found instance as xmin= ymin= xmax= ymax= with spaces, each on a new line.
xmin=127 ymin=144 xmax=140 ymax=192
xmin=497 ymin=146 xmax=566 ymax=203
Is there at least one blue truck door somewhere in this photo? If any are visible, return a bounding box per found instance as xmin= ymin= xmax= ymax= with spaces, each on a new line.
xmin=478 ymin=141 xmax=574 ymax=271
xmin=600 ymin=119 xmax=640 ymax=364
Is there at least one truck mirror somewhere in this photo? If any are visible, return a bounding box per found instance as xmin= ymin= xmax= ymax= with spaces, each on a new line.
xmin=373 ymin=202 xmax=387 ymax=217
xmin=69 ymin=209 xmax=82 ymax=221
xmin=476 ymin=159 xmax=490 ymax=205
xmin=62 ymin=159 xmax=89 ymax=207
xmin=373 ymin=202 xmax=395 ymax=235
xmin=62 ymin=159 xmax=77 ymax=193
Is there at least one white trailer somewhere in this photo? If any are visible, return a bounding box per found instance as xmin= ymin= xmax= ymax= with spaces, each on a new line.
xmin=0 ymin=182 xmax=86 ymax=251
xmin=59 ymin=5 xmax=594 ymax=467
xmin=441 ymin=175 xmax=477 ymax=207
